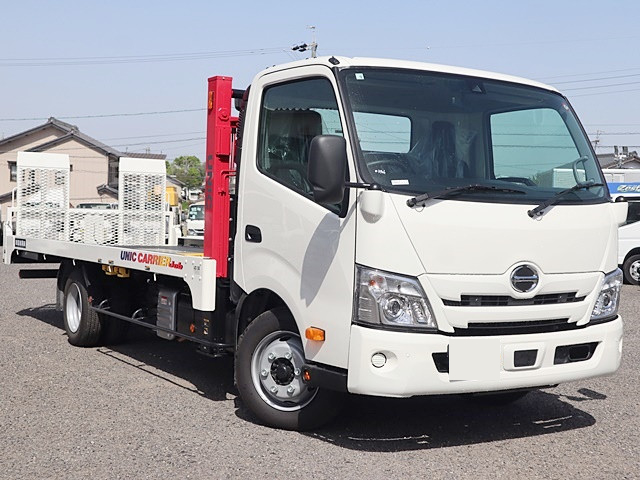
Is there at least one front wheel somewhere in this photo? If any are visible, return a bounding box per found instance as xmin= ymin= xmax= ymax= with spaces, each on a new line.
xmin=235 ymin=308 xmax=342 ymax=430
xmin=622 ymin=254 xmax=640 ymax=285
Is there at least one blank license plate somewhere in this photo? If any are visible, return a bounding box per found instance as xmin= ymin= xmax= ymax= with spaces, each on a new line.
xmin=449 ymin=338 xmax=501 ymax=381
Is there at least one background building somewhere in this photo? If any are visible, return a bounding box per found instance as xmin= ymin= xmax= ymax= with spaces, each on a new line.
xmin=598 ymin=146 xmax=640 ymax=169
xmin=0 ymin=117 xmax=165 ymax=216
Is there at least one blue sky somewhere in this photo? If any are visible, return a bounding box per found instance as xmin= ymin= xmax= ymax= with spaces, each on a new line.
xmin=1 ymin=0 xmax=639 ymax=161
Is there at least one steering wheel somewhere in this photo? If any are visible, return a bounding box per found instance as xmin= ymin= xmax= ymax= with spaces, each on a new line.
xmin=270 ymin=162 xmax=313 ymax=194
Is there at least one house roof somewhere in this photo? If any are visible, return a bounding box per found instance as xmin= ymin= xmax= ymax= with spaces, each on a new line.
xmin=1 ymin=117 xmax=166 ymax=161
xmin=125 ymin=152 xmax=167 ymax=160
xmin=0 ymin=117 xmax=79 ymax=147
xmin=166 ymin=175 xmax=185 ymax=187
xmin=598 ymin=152 xmax=640 ymax=169
xmin=27 ymin=131 xmax=122 ymax=158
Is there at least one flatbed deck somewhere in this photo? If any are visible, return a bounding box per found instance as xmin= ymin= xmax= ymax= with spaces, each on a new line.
xmin=4 ymin=234 xmax=216 ymax=311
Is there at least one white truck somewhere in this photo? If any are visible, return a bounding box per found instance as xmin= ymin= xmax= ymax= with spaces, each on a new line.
xmin=2 ymin=57 xmax=627 ymax=430
xmin=185 ymin=201 xmax=205 ymax=236
xmin=602 ymin=168 xmax=640 ymax=284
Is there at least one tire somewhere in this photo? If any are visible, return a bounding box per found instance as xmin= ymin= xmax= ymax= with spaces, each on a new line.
xmin=465 ymin=389 xmax=531 ymax=406
xmin=235 ymin=308 xmax=342 ymax=431
xmin=622 ymin=254 xmax=640 ymax=285
xmin=63 ymin=271 xmax=103 ymax=347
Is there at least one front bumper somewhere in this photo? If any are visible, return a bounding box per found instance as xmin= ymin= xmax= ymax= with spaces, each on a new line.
xmin=347 ymin=317 xmax=623 ymax=397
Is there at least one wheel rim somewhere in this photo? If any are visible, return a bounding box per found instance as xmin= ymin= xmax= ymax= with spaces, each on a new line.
xmin=65 ymin=283 xmax=82 ymax=333
xmin=250 ymin=330 xmax=317 ymax=412
xmin=630 ymin=260 xmax=640 ymax=282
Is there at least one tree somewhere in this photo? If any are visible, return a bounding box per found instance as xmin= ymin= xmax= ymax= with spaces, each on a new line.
xmin=166 ymin=155 xmax=204 ymax=189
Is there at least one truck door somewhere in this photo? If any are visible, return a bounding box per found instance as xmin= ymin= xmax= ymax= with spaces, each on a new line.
xmin=236 ymin=66 xmax=356 ymax=369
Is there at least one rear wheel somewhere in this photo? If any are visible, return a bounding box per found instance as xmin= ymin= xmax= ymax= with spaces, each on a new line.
xmin=235 ymin=308 xmax=342 ymax=430
xmin=63 ymin=271 xmax=103 ymax=347
xmin=622 ymin=254 xmax=640 ymax=285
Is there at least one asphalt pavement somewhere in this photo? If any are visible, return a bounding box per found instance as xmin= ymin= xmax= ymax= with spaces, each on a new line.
xmin=1 ymin=262 xmax=638 ymax=479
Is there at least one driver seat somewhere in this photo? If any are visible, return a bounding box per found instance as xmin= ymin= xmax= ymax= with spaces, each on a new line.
xmin=265 ymin=109 xmax=323 ymax=191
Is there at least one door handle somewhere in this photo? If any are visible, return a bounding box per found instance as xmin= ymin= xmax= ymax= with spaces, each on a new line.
xmin=245 ymin=225 xmax=262 ymax=243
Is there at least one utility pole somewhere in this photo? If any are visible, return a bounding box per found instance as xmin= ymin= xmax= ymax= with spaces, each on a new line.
xmin=308 ymin=26 xmax=317 ymax=58
xmin=591 ymin=129 xmax=602 ymax=152
xmin=291 ymin=26 xmax=318 ymax=58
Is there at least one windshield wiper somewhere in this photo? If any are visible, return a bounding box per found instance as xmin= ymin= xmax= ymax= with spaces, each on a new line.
xmin=406 ymin=184 xmax=526 ymax=208
xmin=527 ymin=180 xmax=604 ymax=218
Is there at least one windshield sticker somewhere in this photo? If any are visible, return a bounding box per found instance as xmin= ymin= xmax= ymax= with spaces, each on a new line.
xmin=391 ymin=179 xmax=410 ymax=186
xmin=355 ymin=73 xmax=365 ymax=80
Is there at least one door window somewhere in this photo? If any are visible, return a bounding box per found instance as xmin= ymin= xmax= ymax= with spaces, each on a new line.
xmin=257 ymin=77 xmax=343 ymax=199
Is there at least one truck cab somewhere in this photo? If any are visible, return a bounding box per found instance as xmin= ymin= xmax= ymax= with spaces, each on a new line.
xmin=230 ymin=57 xmax=625 ymax=423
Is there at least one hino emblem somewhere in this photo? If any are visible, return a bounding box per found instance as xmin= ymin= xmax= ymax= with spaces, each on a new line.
xmin=511 ymin=265 xmax=539 ymax=293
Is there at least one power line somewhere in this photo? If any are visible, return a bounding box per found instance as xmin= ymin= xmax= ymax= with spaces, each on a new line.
xmin=552 ymin=72 xmax=640 ymax=85
xmin=585 ymin=123 xmax=640 ymax=126
xmin=115 ymin=137 xmax=204 ymax=147
xmin=592 ymin=145 xmax=640 ymax=148
xmin=537 ymin=66 xmax=640 ymax=81
xmin=102 ymin=131 xmax=204 ymax=141
xmin=0 ymin=108 xmax=204 ymax=122
xmin=563 ymin=80 xmax=640 ymax=91
xmin=569 ymin=87 xmax=640 ymax=97
xmin=586 ymin=132 xmax=640 ymax=135
xmin=412 ymin=34 xmax=640 ymax=51
xmin=0 ymin=47 xmax=289 ymax=67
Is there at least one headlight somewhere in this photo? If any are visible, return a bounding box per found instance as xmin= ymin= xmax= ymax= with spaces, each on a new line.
xmin=591 ymin=268 xmax=623 ymax=321
xmin=355 ymin=266 xmax=437 ymax=330
xmin=187 ymin=229 xmax=196 ymax=235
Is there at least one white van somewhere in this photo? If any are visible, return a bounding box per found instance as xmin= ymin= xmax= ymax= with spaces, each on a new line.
xmin=603 ymin=168 xmax=640 ymax=284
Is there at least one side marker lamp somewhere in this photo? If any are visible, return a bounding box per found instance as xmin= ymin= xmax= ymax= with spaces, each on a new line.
xmin=305 ymin=327 xmax=325 ymax=342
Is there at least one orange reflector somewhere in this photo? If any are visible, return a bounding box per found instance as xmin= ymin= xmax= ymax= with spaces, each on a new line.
xmin=302 ymin=370 xmax=311 ymax=382
xmin=305 ymin=327 xmax=325 ymax=342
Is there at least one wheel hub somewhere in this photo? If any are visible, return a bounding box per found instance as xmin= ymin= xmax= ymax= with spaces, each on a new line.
xmin=271 ymin=358 xmax=295 ymax=385
xmin=250 ymin=331 xmax=318 ymax=412
xmin=631 ymin=260 xmax=640 ymax=281
xmin=65 ymin=283 xmax=82 ymax=333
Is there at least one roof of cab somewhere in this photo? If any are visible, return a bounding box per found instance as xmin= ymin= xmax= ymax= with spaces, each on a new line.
xmin=255 ymin=56 xmax=559 ymax=93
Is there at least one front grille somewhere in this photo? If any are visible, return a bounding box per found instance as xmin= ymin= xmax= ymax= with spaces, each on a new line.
xmin=452 ymin=318 xmax=577 ymax=336
xmin=443 ymin=292 xmax=585 ymax=307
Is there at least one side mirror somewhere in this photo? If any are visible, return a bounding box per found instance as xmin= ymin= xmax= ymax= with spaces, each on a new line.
xmin=308 ymin=135 xmax=347 ymax=204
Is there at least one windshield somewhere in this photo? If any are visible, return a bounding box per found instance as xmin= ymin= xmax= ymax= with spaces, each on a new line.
xmin=338 ymin=68 xmax=607 ymax=205
xmin=188 ymin=204 xmax=204 ymax=220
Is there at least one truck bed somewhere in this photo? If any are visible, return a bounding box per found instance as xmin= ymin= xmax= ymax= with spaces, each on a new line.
xmin=5 ymin=235 xmax=216 ymax=311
